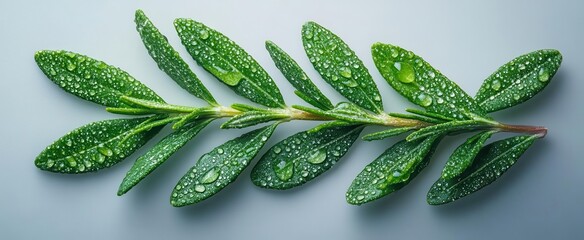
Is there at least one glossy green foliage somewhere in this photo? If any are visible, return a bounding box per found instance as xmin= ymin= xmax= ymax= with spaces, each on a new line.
xmin=475 ymin=49 xmax=562 ymax=112
xmin=34 ymin=12 xmax=556 ymax=208
xmin=118 ymin=119 xmax=213 ymax=195
xmin=35 ymin=50 xmax=164 ymax=107
xmin=347 ymin=136 xmax=440 ymax=205
xmin=265 ymin=41 xmax=334 ymax=110
xmin=171 ymin=124 xmax=277 ymax=207
xmin=174 ymin=19 xmax=285 ymax=108
xmin=35 ymin=118 xmax=161 ymax=173
xmin=302 ymin=22 xmax=383 ymax=113
xmin=427 ymin=135 xmax=537 ymax=205
xmin=135 ymin=10 xmax=216 ymax=105
xmin=441 ymin=131 xmax=494 ymax=180
xmin=251 ymin=125 xmax=364 ymax=189
xmin=372 ymin=43 xmax=487 ymax=120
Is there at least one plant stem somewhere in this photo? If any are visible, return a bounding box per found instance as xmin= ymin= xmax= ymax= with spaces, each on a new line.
xmin=116 ymin=97 xmax=548 ymax=136
xmin=497 ymin=123 xmax=548 ymax=138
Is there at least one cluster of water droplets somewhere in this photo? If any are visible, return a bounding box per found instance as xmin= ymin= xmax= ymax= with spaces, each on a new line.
xmin=35 ymin=50 xmax=163 ymax=107
xmin=266 ymin=41 xmax=334 ymax=110
xmin=36 ymin=118 xmax=151 ymax=173
xmin=427 ymin=135 xmax=534 ymax=204
xmin=302 ymin=22 xmax=383 ymax=113
xmin=171 ymin=125 xmax=274 ymax=206
xmin=475 ymin=49 xmax=561 ymax=112
xmin=372 ymin=44 xmax=487 ymax=120
xmin=252 ymin=125 xmax=362 ymax=189
xmin=174 ymin=19 xmax=285 ymax=108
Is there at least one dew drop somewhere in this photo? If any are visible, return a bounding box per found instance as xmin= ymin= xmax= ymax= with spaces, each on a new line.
xmin=97 ymin=146 xmax=113 ymax=157
xmin=273 ymin=147 xmax=281 ymax=154
xmin=344 ymin=80 xmax=358 ymax=88
xmin=95 ymin=154 xmax=106 ymax=164
xmin=538 ymin=68 xmax=550 ymax=82
xmin=194 ymin=185 xmax=206 ymax=193
xmin=513 ymin=94 xmax=521 ymax=100
xmin=339 ymin=67 xmax=352 ymax=78
xmin=261 ymin=136 xmax=268 ymax=141
xmin=67 ymin=63 xmax=76 ymax=71
xmin=66 ymin=156 xmax=77 ymax=167
xmin=491 ymin=80 xmax=501 ymax=91
xmin=198 ymin=30 xmax=209 ymax=40
xmin=217 ymin=148 xmax=224 ymax=154
xmin=390 ymin=48 xmax=399 ymax=58
xmin=417 ymin=93 xmax=433 ymax=107
xmin=395 ymin=62 xmax=415 ymax=83
xmin=200 ymin=167 xmax=220 ymax=184
xmin=46 ymin=159 xmax=55 ymax=168
xmin=427 ymin=71 xmax=435 ymax=79
xmin=518 ymin=64 xmax=526 ymax=70
xmin=301 ymin=171 xmax=309 ymax=177
xmin=307 ymin=150 xmax=327 ymax=164
xmin=356 ymin=195 xmax=365 ymax=201
xmin=274 ymin=160 xmax=294 ymax=181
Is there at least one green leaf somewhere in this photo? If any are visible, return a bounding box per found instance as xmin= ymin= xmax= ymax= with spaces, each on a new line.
xmin=35 ymin=50 xmax=163 ymax=107
xmin=135 ymin=10 xmax=217 ymax=105
xmin=441 ymin=131 xmax=495 ymax=180
xmin=251 ymin=125 xmax=364 ymax=190
xmin=221 ymin=110 xmax=289 ymax=129
xmin=362 ymin=127 xmax=416 ymax=141
xmin=35 ymin=117 xmax=162 ymax=174
xmin=371 ymin=43 xmax=487 ymax=120
xmin=427 ymin=135 xmax=537 ymax=205
xmin=406 ymin=120 xmax=490 ymax=142
xmin=117 ymin=119 xmax=213 ymax=195
xmin=302 ymin=22 xmax=383 ymax=113
xmin=171 ymin=123 xmax=278 ymax=207
xmin=475 ymin=49 xmax=562 ymax=112
xmin=174 ymin=19 xmax=285 ymax=108
xmin=346 ymin=136 xmax=441 ymax=205
xmin=266 ymin=41 xmax=334 ymax=110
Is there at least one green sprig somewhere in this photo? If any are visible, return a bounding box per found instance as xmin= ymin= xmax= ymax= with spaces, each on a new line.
xmin=33 ymin=10 xmax=561 ymax=208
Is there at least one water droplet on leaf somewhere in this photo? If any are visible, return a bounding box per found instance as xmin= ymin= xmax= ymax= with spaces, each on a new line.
xmin=307 ymin=149 xmax=327 ymax=164
xmin=200 ymin=167 xmax=220 ymax=184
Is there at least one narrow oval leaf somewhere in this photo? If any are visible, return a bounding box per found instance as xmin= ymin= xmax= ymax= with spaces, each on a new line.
xmin=118 ymin=119 xmax=213 ymax=195
xmin=362 ymin=127 xmax=415 ymax=141
xmin=251 ymin=125 xmax=364 ymax=190
xmin=406 ymin=120 xmax=490 ymax=142
xmin=346 ymin=136 xmax=441 ymax=205
xmin=174 ymin=19 xmax=285 ymax=108
xmin=171 ymin=123 xmax=278 ymax=207
xmin=475 ymin=49 xmax=562 ymax=112
xmin=427 ymin=135 xmax=537 ymax=205
xmin=302 ymin=22 xmax=384 ymax=113
xmin=135 ymin=10 xmax=216 ymax=105
xmin=265 ymin=41 xmax=334 ymax=110
xmin=35 ymin=117 xmax=161 ymax=174
xmin=35 ymin=50 xmax=163 ymax=107
xmin=441 ymin=131 xmax=494 ymax=180
xmin=221 ymin=111 xmax=289 ymax=129
xmin=372 ymin=43 xmax=487 ymax=120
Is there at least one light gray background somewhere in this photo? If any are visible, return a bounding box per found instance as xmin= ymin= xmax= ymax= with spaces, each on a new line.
xmin=1 ymin=0 xmax=582 ymax=239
